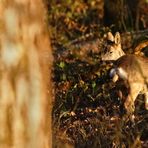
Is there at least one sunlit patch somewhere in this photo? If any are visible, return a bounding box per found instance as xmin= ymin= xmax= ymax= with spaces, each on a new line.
xmin=117 ymin=67 xmax=128 ymax=80
xmin=1 ymin=40 xmax=24 ymax=68
xmin=4 ymin=8 xmax=19 ymax=36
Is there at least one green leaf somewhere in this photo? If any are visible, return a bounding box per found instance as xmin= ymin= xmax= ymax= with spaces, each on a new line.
xmin=92 ymin=81 xmax=96 ymax=88
xmin=59 ymin=61 xmax=65 ymax=69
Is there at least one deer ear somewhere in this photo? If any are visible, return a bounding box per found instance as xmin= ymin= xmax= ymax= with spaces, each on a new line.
xmin=107 ymin=32 xmax=114 ymax=42
xmin=114 ymin=32 xmax=121 ymax=45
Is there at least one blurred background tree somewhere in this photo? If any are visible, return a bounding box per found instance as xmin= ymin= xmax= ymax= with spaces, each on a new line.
xmin=104 ymin=0 xmax=148 ymax=32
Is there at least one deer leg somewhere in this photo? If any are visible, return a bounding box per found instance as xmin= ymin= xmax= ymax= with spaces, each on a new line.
xmin=124 ymin=83 xmax=142 ymax=114
xmin=112 ymin=74 xmax=119 ymax=82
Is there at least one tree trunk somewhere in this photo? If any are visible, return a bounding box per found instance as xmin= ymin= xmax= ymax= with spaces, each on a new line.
xmin=104 ymin=0 xmax=148 ymax=31
xmin=0 ymin=0 xmax=53 ymax=148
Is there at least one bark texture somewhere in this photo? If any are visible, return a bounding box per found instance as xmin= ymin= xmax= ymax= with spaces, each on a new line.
xmin=0 ymin=0 xmax=53 ymax=147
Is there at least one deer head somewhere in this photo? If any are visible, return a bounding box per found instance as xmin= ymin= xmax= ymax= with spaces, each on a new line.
xmin=101 ymin=32 xmax=125 ymax=61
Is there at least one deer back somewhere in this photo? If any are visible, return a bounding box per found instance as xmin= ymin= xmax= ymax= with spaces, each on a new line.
xmin=113 ymin=55 xmax=148 ymax=83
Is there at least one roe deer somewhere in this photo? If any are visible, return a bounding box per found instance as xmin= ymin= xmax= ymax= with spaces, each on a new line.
xmin=101 ymin=32 xmax=148 ymax=114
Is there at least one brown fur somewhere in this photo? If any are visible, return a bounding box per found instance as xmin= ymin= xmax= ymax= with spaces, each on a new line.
xmin=101 ymin=32 xmax=148 ymax=114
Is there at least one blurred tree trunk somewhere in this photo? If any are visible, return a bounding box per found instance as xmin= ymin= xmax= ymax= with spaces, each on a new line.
xmin=104 ymin=0 xmax=122 ymax=31
xmin=104 ymin=0 xmax=147 ymax=31
xmin=0 ymin=0 xmax=53 ymax=148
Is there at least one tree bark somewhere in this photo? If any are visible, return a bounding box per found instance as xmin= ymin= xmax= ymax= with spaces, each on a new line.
xmin=0 ymin=0 xmax=53 ymax=148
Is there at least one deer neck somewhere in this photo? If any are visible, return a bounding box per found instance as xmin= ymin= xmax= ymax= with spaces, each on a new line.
xmin=117 ymin=46 xmax=125 ymax=59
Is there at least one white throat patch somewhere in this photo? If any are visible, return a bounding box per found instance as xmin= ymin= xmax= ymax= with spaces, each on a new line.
xmin=117 ymin=67 xmax=128 ymax=80
xmin=110 ymin=67 xmax=128 ymax=81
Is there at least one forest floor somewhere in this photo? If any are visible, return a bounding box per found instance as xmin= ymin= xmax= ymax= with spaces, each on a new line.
xmin=52 ymin=32 xmax=148 ymax=148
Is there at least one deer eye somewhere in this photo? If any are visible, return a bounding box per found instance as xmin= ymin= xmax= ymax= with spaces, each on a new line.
xmin=110 ymin=51 xmax=113 ymax=54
